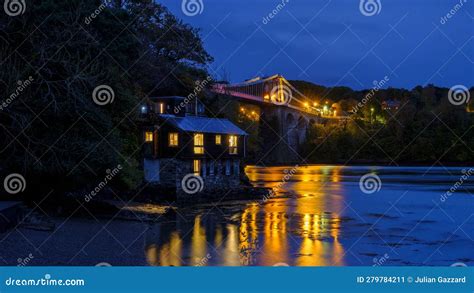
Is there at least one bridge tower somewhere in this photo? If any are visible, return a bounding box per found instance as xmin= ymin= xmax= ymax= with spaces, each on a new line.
xmin=211 ymin=74 xmax=344 ymax=164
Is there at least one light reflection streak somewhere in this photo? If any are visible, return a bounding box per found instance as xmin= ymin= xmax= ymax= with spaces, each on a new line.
xmin=145 ymin=166 xmax=347 ymax=266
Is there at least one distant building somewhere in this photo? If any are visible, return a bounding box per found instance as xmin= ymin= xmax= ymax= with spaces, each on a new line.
xmin=139 ymin=96 xmax=247 ymax=200
xmin=382 ymin=100 xmax=401 ymax=111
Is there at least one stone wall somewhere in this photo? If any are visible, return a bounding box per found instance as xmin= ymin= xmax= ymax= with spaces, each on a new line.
xmin=144 ymin=158 xmax=242 ymax=202
xmin=177 ymin=159 xmax=241 ymax=202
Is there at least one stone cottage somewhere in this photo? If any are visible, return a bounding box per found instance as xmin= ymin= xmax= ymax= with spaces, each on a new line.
xmin=139 ymin=96 xmax=248 ymax=200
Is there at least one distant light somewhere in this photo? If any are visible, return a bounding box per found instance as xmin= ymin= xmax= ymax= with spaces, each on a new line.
xmin=141 ymin=106 xmax=147 ymax=113
xmin=371 ymin=108 xmax=375 ymax=112
xmin=240 ymin=107 xmax=245 ymax=112
xmin=313 ymin=102 xmax=318 ymax=107
xmin=304 ymin=102 xmax=309 ymax=108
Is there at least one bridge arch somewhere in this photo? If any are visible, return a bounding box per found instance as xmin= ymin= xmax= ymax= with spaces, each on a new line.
xmin=285 ymin=113 xmax=299 ymax=151
xmin=297 ymin=116 xmax=308 ymax=144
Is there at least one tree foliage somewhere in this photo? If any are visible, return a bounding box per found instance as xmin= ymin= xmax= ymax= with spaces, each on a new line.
xmin=300 ymin=85 xmax=474 ymax=164
xmin=0 ymin=0 xmax=212 ymax=195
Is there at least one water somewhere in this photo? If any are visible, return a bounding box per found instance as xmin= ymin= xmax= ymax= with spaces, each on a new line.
xmin=145 ymin=165 xmax=474 ymax=266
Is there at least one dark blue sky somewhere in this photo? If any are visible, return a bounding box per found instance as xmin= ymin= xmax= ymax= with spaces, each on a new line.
xmin=160 ymin=0 xmax=473 ymax=90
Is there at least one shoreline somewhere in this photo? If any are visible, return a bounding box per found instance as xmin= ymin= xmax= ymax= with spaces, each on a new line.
xmin=246 ymin=162 xmax=474 ymax=167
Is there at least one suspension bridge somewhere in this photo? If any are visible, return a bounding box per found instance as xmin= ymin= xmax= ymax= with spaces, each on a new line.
xmin=211 ymin=74 xmax=349 ymax=163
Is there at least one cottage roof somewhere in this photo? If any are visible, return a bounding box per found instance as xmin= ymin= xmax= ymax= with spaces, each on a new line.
xmin=161 ymin=116 xmax=248 ymax=136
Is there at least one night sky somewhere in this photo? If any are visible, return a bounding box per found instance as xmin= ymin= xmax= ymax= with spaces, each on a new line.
xmin=159 ymin=0 xmax=473 ymax=90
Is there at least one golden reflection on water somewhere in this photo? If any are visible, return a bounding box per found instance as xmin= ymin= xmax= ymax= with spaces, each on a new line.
xmin=146 ymin=165 xmax=346 ymax=266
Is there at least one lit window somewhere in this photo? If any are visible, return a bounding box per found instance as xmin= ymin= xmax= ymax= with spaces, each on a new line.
xmin=159 ymin=103 xmax=164 ymax=114
xmin=194 ymin=133 xmax=204 ymax=154
xmin=145 ymin=131 xmax=154 ymax=142
xmin=229 ymin=135 xmax=238 ymax=155
xmin=168 ymin=133 xmax=179 ymax=147
xmin=215 ymin=135 xmax=222 ymax=145
xmin=193 ymin=160 xmax=201 ymax=175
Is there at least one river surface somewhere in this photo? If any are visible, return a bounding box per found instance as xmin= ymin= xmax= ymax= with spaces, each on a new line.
xmin=144 ymin=165 xmax=474 ymax=266
xmin=1 ymin=165 xmax=473 ymax=266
